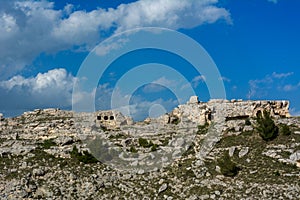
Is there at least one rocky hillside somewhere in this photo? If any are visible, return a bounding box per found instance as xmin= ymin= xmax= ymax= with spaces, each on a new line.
xmin=0 ymin=107 xmax=299 ymax=199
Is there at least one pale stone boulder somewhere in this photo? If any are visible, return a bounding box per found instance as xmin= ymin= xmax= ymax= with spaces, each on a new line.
xmin=188 ymin=96 xmax=199 ymax=104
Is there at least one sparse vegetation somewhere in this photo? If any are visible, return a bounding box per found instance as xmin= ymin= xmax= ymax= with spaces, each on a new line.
xmin=217 ymin=151 xmax=240 ymax=177
xmin=197 ymin=122 xmax=209 ymax=135
xmin=255 ymin=110 xmax=278 ymax=141
xmin=279 ymin=124 xmax=292 ymax=136
xmin=70 ymin=145 xmax=99 ymax=164
xmin=40 ymin=139 xmax=56 ymax=149
xmin=0 ymin=105 xmax=299 ymax=198
xmin=182 ymin=143 xmax=195 ymax=157
xmin=129 ymin=146 xmax=138 ymax=153
xmin=151 ymin=144 xmax=158 ymax=151
xmin=138 ymin=138 xmax=153 ymax=148
xmin=109 ymin=133 xmax=125 ymax=139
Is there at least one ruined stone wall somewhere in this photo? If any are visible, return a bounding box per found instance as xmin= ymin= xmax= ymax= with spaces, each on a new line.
xmin=95 ymin=110 xmax=133 ymax=130
xmin=166 ymin=96 xmax=290 ymax=126
xmin=94 ymin=96 xmax=290 ymax=129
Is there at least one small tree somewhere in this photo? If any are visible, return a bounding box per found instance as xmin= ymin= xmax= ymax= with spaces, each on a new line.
xmin=279 ymin=124 xmax=292 ymax=136
xmin=217 ymin=151 xmax=240 ymax=177
xmin=255 ymin=110 xmax=278 ymax=141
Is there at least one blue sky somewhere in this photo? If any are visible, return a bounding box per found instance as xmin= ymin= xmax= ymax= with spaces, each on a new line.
xmin=0 ymin=0 xmax=299 ymax=120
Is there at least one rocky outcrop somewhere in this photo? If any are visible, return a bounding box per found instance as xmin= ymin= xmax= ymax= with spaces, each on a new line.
xmin=165 ymin=96 xmax=290 ymax=126
xmin=0 ymin=97 xmax=298 ymax=199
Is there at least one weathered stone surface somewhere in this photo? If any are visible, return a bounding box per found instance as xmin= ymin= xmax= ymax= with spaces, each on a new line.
xmin=289 ymin=151 xmax=300 ymax=163
xmin=239 ymin=147 xmax=249 ymax=158
xmin=158 ymin=183 xmax=168 ymax=193
xmin=229 ymin=146 xmax=236 ymax=157
xmin=0 ymin=97 xmax=298 ymax=199
xmin=188 ymin=96 xmax=199 ymax=104
xmin=95 ymin=110 xmax=133 ymax=130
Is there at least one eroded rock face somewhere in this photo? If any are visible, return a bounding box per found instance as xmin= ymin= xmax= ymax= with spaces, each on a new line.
xmin=0 ymin=98 xmax=298 ymax=199
xmin=162 ymin=97 xmax=291 ymax=126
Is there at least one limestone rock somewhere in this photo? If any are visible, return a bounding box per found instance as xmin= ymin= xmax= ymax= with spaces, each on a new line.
xmin=54 ymin=136 xmax=74 ymax=146
xmin=158 ymin=183 xmax=168 ymax=193
xmin=188 ymin=96 xmax=199 ymax=104
xmin=289 ymin=150 xmax=300 ymax=165
xmin=239 ymin=147 xmax=249 ymax=158
xmin=229 ymin=147 xmax=235 ymax=157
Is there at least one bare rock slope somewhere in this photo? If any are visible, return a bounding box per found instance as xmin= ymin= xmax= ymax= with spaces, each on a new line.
xmin=0 ymin=98 xmax=299 ymax=199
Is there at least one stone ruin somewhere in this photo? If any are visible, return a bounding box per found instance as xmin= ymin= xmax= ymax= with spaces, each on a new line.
xmin=164 ymin=96 xmax=291 ymax=126
xmin=94 ymin=96 xmax=291 ymax=130
xmin=95 ymin=110 xmax=133 ymax=130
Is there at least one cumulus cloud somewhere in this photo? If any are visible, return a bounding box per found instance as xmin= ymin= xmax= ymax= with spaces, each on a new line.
xmin=0 ymin=68 xmax=75 ymax=115
xmin=0 ymin=0 xmax=231 ymax=79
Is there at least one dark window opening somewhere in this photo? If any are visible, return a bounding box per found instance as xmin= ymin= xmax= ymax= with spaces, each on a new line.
xmin=110 ymin=116 xmax=114 ymax=120
xmin=97 ymin=116 xmax=101 ymax=120
xmin=104 ymin=116 xmax=109 ymax=120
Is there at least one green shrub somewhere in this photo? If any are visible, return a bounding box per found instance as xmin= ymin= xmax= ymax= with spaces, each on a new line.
xmin=255 ymin=110 xmax=278 ymax=141
xmin=41 ymin=139 xmax=56 ymax=149
xmin=151 ymin=144 xmax=158 ymax=151
xmin=245 ymin=118 xmax=251 ymax=126
xmin=138 ymin=138 xmax=153 ymax=148
xmin=279 ymin=124 xmax=292 ymax=136
xmin=197 ymin=122 xmax=209 ymax=135
xmin=129 ymin=146 xmax=138 ymax=153
xmin=70 ymin=146 xmax=99 ymax=164
xmin=274 ymin=171 xmax=280 ymax=176
xmin=217 ymin=152 xmax=240 ymax=177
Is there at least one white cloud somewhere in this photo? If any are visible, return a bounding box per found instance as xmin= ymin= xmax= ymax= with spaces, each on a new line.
xmin=0 ymin=0 xmax=231 ymax=79
xmin=153 ymin=76 xmax=177 ymax=88
xmin=247 ymin=75 xmax=273 ymax=99
xmin=192 ymin=75 xmax=206 ymax=87
xmin=113 ymin=0 xmax=232 ymax=32
xmin=281 ymin=82 xmax=300 ymax=92
xmin=142 ymin=83 xmax=167 ymax=93
xmin=272 ymin=72 xmax=293 ymax=79
xmin=219 ymin=76 xmax=231 ymax=82
xmin=247 ymin=71 xmax=298 ymax=99
xmin=0 ymin=68 xmax=75 ymax=113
